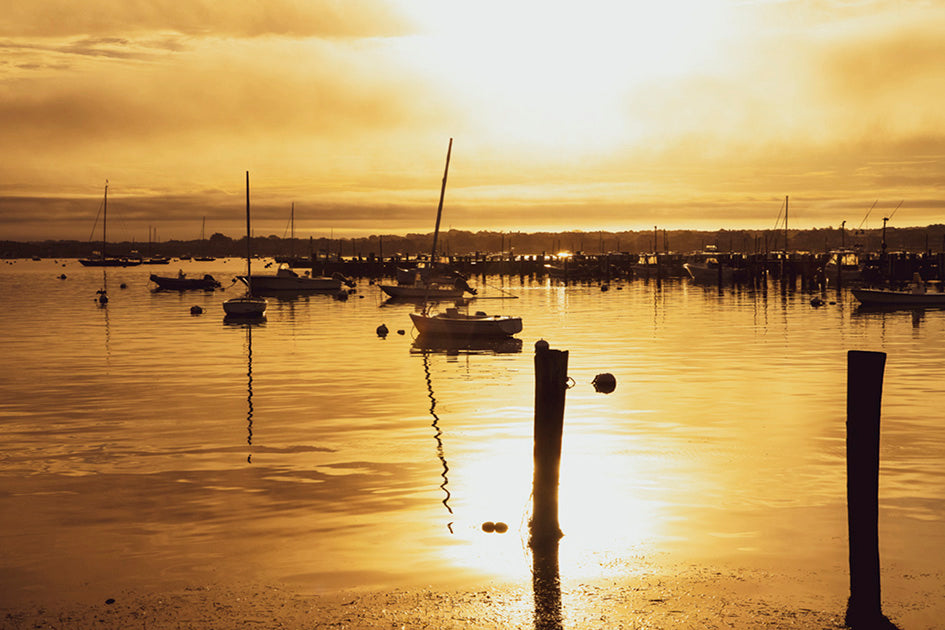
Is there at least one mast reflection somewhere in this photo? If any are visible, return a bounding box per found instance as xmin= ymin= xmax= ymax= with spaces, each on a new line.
xmin=421 ymin=350 xmax=453 ymax=532
xmin=245 ymin=325 xmax=254 ymax=463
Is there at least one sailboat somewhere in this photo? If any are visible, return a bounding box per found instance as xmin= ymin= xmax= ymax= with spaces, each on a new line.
xmin=223 ymin=172 xmax=268 ymax=319
xmin=79 ymin=181 xmax=142 ymax=267
xmin=408 ymin=139 xmax=522 ymax=339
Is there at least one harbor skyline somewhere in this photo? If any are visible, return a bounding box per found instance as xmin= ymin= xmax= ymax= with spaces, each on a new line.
xmin=1 ymin=1 xmax=943 ymax=240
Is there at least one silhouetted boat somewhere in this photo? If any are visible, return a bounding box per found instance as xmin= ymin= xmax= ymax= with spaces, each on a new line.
xmin=79 ymin=182 xmax=143 ymax=267
xmin=224 ymin=172 xmax=267 ymax=319
xmin=407 ymin=139 xmax=521 ymax=339
xmin=410 ymin=307 xmax=523 ymax=338
xmin=683 ymin=256 xmax=745 ymax=284
xmin=239 ymin=263 xmax=341 ymax=293
xmin=852 ymin=285 xmax=945 ymax=306
xmin=380 ymin=281 xmax=470 ymax=299
xmin=150 ymin=272 xmax=221 ymax=291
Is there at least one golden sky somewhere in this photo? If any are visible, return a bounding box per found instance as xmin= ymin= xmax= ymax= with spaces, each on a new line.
xmin=1 ymin=0 xmax=943 ymax=242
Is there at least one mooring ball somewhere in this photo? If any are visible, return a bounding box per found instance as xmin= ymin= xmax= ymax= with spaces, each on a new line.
xmin=481 ymin=521 xmax=496 ymax=533
xmin=120 ymin=283 xmax=128 ymax=289
xmin=376 ymin=324 xmax=389 ymax=337
xmin=493 ymin=522 xmax=508 ymax=534
xmin=592 ymin=373 xmax=617 ymax=394
xmin=190 ymin=305 xmax=203 ymax=315
xmin=397 ymin=329 xmax=406 ymax=335
xmin=535 ymin=339 xmax=550 ymax=352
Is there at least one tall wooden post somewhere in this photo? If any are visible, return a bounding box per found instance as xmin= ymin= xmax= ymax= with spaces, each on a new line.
xmin=530 ymin=341 xmax=568 ymax=547
xmin=846 ymin=350 xmax=896 ymax=629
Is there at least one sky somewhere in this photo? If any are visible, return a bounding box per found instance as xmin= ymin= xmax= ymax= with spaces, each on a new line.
xmin=1 ymin=0 xmax=944 ymax=242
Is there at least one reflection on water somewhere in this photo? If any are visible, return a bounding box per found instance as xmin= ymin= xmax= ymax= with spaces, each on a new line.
xmin=412 ymin=333 xmax=523 ymax=355
xmin=1 ymin=260 xmax=944 ymax=624
xmin=421 ymin=350 xmax=453 ymax=532
xmin=245 ymin=325 xmax=254 ymax=464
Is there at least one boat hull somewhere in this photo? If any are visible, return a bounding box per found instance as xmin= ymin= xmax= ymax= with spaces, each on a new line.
xmin=240 ymin=275 xmax=341 ymax=292
xmin=409 ymin=312 xmax=522 ymax=337
xmin=150 ymin=274 xmax=220 ymax=290
xmin=79 ymin=258 xmax=142 ymax=267
xmin=852 ymin=288 xmax=945 ymax=306
xmin=223 ymin=296 xmax=267 ymax=317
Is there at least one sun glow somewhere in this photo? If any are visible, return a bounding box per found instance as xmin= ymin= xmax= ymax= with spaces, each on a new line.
xmin=400 ymin=1 xmax=735 ymax=153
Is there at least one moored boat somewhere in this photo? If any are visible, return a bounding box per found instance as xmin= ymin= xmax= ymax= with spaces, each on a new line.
xmin=239 ymin=264 xmax=341 ymax=293
xmin=150 ymin=272 xmax=221 ymax=291
xmin=852 ymin=287 xmax=945 ymax=306
xmin=410 ymin=308 xmax=522 ymax=338
xmin=223 ymin=172 xmax=267 ymax=319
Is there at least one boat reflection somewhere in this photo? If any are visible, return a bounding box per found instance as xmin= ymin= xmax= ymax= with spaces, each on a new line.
xmin=380 ymin=296 xmax=472 ymax=308
xmin=852 ymin=304 xmax=940 ymax=328
xmin=411 ymin=333 xmax=523 ymax=356
xmin=420 ymin=350 xmax=453 ymax=532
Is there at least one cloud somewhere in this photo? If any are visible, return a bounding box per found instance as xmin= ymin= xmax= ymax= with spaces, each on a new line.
xmin=0 ymin=0 xmax=412 ymax=39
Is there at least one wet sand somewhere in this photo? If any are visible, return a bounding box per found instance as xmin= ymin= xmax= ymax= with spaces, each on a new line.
xmin=0 ymin=566 xmax=875 ymax=630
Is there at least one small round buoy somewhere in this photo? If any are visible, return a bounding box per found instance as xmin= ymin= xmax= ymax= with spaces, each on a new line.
xmin=190 ymin=305 xmax=203 ymax=315
xmin=592 ymin=373 xmax=617 ymax=394
xmin=119 ymin=283 xmax=127 ymax=289
xmin=493 ymin=522 xmax=508 ymax=534
xmin=810 ymin=297 xmax=825 ymax=307
xmin=376 ymin=324 xmax=389 ymax=337
xmin=601 ymin=284 xmax=609 ymax=292
xmin=481 ymin=521 xmax=496 ymax=533
xmin=535 ymin=339 xmax=550 ymax=352
xmin=105 ymin=598 xmax=115 ymax=605
xmin=397 ymin=329 xmax=405 ymax=335
xmin=59 ymin=274 xmax=67 ymax=280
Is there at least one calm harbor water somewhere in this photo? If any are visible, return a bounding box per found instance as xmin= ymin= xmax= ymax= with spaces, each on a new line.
xmin=1 ymin=258 xmax=944 ymax=623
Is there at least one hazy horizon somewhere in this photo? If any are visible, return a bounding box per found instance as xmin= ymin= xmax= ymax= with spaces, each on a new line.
xmin=2 ymin=1 xmax=943 ymax=241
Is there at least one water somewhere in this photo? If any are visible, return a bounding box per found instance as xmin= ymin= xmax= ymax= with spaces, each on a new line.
xmin=2 ymin=258 xmax=944 ymax=620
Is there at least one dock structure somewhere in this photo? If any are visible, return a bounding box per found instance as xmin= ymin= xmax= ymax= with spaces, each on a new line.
xmin=301 ymin=249 xmax=945 ymax=290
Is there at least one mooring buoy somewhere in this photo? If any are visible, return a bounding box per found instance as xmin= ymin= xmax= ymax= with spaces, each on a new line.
xmin=592 ymin=373 xmax=617 ymax=394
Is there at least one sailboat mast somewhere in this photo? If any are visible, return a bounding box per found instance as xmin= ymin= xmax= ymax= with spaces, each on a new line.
xmin=245 ymin=171 xmax=252 ymax=293
xmin=428 ymin=138 xmax=453 ymax=269
xmin=102 ymin=181 xmax=108 ymax=261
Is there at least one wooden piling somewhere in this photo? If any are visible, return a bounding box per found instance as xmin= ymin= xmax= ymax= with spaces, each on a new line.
xmin=845 ymin=350 xmax=896 ymax=629
xmin=530 ymin=341 xmax=569 ymax=547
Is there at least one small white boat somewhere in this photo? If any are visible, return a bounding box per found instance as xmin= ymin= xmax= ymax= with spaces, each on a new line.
xmin=240 ymin=264 xmax=341 ymax=292
xmin=410 ymin=307 xmax=522 ymax=338
xmin=224 ymin=172 xmax=267 ymax=319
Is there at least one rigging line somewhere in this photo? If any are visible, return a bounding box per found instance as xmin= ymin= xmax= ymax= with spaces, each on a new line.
xmin=772 ymin=198 xmax=785 ymax=231
xmin=87 ymin=196 xmax=105 ymax=243
xmin=887 ymin=200 xmax=904 ymax=221
xmin=857 ymin=200 xmax=878 ymax=231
